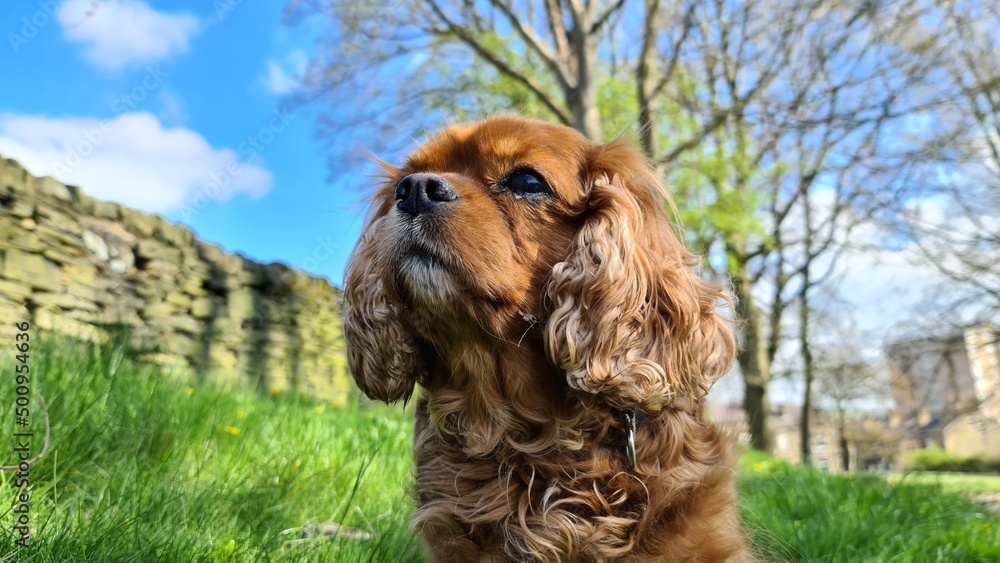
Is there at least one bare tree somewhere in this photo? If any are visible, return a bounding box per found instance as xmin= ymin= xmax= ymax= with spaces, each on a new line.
xmin=815 ymin=335 xmax=888 ymax=471
xmin=873 ymin=0 xmax=1000 ymax=317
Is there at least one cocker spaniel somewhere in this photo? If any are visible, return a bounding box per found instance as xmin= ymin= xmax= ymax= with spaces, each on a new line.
xmin=343 ymin=116 xmax=745 ymax=562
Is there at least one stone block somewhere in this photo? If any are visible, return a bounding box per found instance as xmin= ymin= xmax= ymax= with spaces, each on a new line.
xmin=0 ymin=297 xmax=28 ymax=324
xmin=169 ymin=315 xmax=201 ymax=335
xmin=108 ymin=258 xmax=128 ymax=274
xmin=154 ymin=220 xmax=192 ymax=248
xmin=136 ymin=239 xmax=181 ymax=262
xmin=35 ymin=176 xmax=71 ymax=201
xmin=196 ymin=241 xmax=225 ymax=264
xmin=180 ymin=249 xmax=210 ymax=273
xmin=35 ymin=223 xmax=83 ymax=248
xmin=34 ymin=308 xmax=98 ymax=341
xmin=93 ymin=308 xmax=143 ymax=327
xmin=65 ymin=282 xmax=99 ymax=303
xmin=163 ymin=333 xmax=196 ymax=356
xmin=0 ymin=159 xmax=28 ymax=192
xmin=75 ymin=194 xmax=96 ymax=214
xmin=180 ymin=275 xmax=207 ymax=297
xmin=1 ymin=228 xmax=43 ymax=252
xmin=0 ymin=279 xmax=32 ymax=301
xmin=166 ymin=291 xmax=190 ymax=308
xmin=82 ymin=229 xmax=110 ymax=261
xmin=9 ymin=200 xmax=34 ymax=218
xmin=134 ymin=279 xmax=161 ymax=299
xmin=143 ymin=259 xmax=181 ymax=277
xmin=220 ymin=253 xmax=245 ymax=274
xmin=191 ymin=297 xmax=216 ymax=319
xmin=2 ymin=249 xmax=62 ymax=291
xmin=43 ymin=246 xmax=83 ymax=264
xmin=93 ymin=201 xmax=121 ymax=220
xmin=119 ymin=209 xmax=154 ymax=237
xmin=32 ymin=291 xmax=98 ymax=312
xmin=62 ymin=262 xmax=99 ymax=287
xmin=140 ymin=301 xmax=174 ymax=320
xmin=227 ymin=289 xmax=256 ymax=320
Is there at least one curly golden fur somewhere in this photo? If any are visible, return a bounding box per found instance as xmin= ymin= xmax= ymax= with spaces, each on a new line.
xmin=343 ymin=116 xmax=746 ymax=562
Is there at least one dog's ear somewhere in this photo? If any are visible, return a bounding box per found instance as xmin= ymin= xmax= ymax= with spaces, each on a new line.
xmin=343 ymin=221 xmax=420 ymax=404
xmin=544 ymin=142 xmax=735 ymax=413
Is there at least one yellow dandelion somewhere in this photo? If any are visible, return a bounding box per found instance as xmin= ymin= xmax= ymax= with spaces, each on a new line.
xmin=223 ymin=426 xmax=240 ymax=435
xmin=314 ymin=405 xmax=325 ymax=414
xmin=753 ymin=463 xmax=763 ymax=472
xmin=185 ymin=387 xmax=194 ymax=395
xmin=270 ymin=385 xmax=281 ymax=395
xmin=985 ymin=522 xmax=993 ymax=530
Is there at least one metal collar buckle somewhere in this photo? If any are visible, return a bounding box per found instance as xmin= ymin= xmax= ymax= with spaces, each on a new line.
xmin=622 ymin=408 xmax=639 ymax=469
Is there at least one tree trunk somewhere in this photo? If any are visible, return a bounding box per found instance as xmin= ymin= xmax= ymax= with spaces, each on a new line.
xmin=567 ymin=10 xmax=601 ymax=141
xmin=799 ymin=278 xmax=814 ymax=465
xmin=733 ymin=264 xmax=774 ymax=453
xmin=636 ymin=0 xmax=661 ymax=159
xmin=838 ymin=411 xmax=850 ymax=471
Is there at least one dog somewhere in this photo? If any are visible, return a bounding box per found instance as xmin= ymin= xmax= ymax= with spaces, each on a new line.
xmin=343 ymin=116 xmax=745 ymax=562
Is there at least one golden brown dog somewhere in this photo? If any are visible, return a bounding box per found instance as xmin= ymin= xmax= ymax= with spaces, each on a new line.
xmin=343 ymin=116 xmax=745 ymax=562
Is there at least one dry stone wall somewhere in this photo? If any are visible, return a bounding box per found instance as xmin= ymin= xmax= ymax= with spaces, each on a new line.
xmin=0 ymin=155 xmax=350 ymax=404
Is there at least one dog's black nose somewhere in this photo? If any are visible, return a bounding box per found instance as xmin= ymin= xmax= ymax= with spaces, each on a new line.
xmin=394 ymin=173 xmax=458 ymax=216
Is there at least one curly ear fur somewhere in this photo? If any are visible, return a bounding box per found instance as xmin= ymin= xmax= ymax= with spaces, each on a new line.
xmin=545 ymin=142 xmax=736 ymax=413
xmin=343 ymin=224 xmax=421 ymax=404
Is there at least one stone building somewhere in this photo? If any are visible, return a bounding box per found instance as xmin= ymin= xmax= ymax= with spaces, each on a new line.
xmin=886 ymin=322 xmax=1000 ymax=456
xmin=708 ymin=401 xmax=858 ymax=471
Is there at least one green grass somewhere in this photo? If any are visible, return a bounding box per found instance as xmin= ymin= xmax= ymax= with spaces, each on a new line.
xmin=0 ymin=334 xmax=421 ymax=561
xmin=886 ymin=471 xmax=1000 ymax=495
xmin=740 ymin=451 xmax=1000 ymax=561
xmin=1 ymin=335 xmax=997 ymax=561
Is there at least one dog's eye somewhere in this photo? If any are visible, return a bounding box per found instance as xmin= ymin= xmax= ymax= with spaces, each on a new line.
xmin=505 ymin=170 xmax=551 ymax=198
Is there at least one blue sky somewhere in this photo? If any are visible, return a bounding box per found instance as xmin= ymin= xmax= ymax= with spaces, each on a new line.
xmin=1 ymin=0 xmax=980 ymax=408
xmin=0 ymin=0 xmax=967 ymax=348
xmin=0 ymin=0 xmax=367 ymax=286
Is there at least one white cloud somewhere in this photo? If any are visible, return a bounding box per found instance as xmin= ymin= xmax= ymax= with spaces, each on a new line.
xmin=262 ymin=50 xmax=308 ymax=95
xmin=57 ymin=0 xmax=200 ymax=70
xmin=0 ymin=112 xmax=271 ymax=214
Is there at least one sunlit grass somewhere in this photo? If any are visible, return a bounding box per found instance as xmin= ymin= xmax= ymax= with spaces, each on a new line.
xmin=0 ymin=333 xmax=422 ymax=561
xmin=739 ymin=451 xmax=1000 ymax=561
xmin=1 ymin=335 xmax=996 ymax=562
xmin=886 ymin=471 xmax=1000 ymax=495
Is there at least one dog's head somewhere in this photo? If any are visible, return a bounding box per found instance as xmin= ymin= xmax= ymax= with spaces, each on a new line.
xmin=343 ymin=116 xmax=735 ymax=412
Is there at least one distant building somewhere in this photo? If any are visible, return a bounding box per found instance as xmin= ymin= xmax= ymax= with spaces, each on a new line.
xmin=886 ymin=322 xmax=1000 ymax=456
xmin=771 ymin=404 xmax=852 ymax=472
xmin=707 ymin=402 xmax=856 ymax=472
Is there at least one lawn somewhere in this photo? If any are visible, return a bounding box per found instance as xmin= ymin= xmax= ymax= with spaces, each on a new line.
xmin=739 ymin=452 xmax=999 ymax=561
xmin=2 ymin=335 xmax=998 ymax=561
xmin=1 ymin=334 xmax=422 ymax=562
xmin=886 ymin=471 xmax=1000 ymax=495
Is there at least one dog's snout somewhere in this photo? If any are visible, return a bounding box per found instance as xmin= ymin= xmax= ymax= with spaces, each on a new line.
xmin=394 ymin=173 xmax=458 ymax=216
